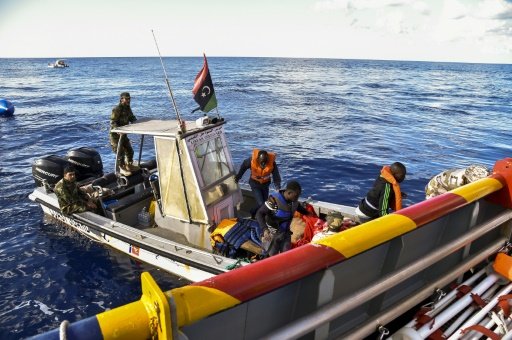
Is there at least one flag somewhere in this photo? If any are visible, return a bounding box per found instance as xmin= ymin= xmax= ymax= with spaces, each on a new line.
xmin=192 ymin=54 xmax=218 ymax=113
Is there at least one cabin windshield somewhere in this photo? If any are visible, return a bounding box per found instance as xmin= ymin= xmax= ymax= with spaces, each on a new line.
xmin=194 ymin=136 xmax=230 ymax=187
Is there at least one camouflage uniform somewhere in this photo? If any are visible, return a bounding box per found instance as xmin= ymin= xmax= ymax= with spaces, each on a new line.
xmin=54 ymin=178 xmax=90 ymax=215
xmin=425 ymin=165 xmax=489 ymax=199
xmin=110 ymin=101 xmax=136 ymax=166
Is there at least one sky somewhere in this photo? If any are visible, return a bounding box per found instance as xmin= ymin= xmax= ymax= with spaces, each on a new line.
xmin=1 ymin=0 xmax=512 ymax=63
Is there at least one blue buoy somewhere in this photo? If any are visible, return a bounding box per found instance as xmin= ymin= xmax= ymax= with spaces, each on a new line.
xmin=0 ymin=99 xmax=15 ymax=117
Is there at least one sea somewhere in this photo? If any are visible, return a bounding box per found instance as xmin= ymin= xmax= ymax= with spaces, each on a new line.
xmin=0 ymin=57 xmax=511 ymax=338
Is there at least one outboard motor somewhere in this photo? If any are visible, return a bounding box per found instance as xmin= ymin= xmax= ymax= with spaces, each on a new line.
xmin=66 ymin=147 xmax=103 ymax=181
xmin=32 ymin=155 xmax=69 ymax=191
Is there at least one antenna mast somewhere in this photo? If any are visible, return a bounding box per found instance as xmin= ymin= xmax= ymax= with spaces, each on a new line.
xmin=151 ymin=29 xmax=185 ymax=131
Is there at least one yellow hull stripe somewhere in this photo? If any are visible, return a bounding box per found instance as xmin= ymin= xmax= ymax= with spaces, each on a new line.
xmin=315 ymin=213 xmax=417 ymax=258
xmin=170 ymin=285 xmax=240 ymax=327
xmin=451 ymin=177 xmax=503 ymax=203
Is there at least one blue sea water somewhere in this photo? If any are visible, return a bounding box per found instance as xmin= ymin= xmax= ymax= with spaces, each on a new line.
xmin=0 ymin=57 xmax=511 ymax=338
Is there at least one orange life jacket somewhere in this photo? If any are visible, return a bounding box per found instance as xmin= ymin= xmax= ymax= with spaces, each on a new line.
xmin=380 ymin=166 xmax=403 ymax=211
xmin=250 ymin=149 xmax=276 ymax=184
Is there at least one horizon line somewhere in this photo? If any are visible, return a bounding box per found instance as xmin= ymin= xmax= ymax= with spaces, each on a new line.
xmin=1 ymin=55 xmax=511 ymax=66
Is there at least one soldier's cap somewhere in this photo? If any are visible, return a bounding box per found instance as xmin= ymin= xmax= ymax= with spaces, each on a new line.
xmin=120 ymin=92 xmax=131 ymax=98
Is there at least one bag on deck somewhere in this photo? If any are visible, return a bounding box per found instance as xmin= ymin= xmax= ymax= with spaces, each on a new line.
xmin=210 ymin=218 xmax=264 ymax=258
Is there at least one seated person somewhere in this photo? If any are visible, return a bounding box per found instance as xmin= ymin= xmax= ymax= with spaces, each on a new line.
xmin=54 ymin=166 xmax=99 ymax=215
xmin=425 ymin=165 xmax=490 ymax=199
xmin=311 ymin=212 xmax=356 ymax=242
xmin=256 ymin=180 xmax=311 ymax=257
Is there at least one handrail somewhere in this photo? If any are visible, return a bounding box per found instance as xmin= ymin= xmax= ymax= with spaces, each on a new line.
xmin=345 ymin=238 xmax=507 ymax=339
xmin=261 ymin=210 xmax=512 ymax=339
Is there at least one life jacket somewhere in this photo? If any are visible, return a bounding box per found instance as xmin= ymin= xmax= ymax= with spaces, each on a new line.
xmin=266 ymin=191 xmax=299 ymax=231
xmin=250 ymin=149 xmax=276 ymax=184
xmin=380 ymin=166 xmax=402 ymax=211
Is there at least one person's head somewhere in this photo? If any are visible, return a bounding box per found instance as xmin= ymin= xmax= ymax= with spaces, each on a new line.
xmin=120 ymin=92 xmax=131 ymax=106
xmin=328 ymin=217 xmax=344 ymax=232
xmin=464 ymin=165 xmax=490 ymax=184
xmin=257 ymin=150 xmax=269 ymax=168
xmin=63 ymin=166 xmax=76 ymax=182
xmin=283 ymin=180 xmax=302 ymax=202
xmin=326 ymin=211 xmax=344 ymax=232
xmin=390 ymin=162 xmax=406 ymax=183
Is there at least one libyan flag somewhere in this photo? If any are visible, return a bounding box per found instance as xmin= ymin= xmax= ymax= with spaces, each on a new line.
xmin=192 ymin=54 xmax=218 ymax=113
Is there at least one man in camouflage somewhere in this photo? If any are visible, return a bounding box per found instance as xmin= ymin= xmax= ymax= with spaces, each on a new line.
xmin=425 ymin=164 xmax=490 ymax=199
xmin=54 ymin=166 xmax=98 ymax=214
xmin=110 ymin=92 xmax=139 ymax=175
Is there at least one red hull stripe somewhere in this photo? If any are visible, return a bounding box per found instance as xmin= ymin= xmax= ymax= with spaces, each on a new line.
xmin=192 ymin=244 xmax=344 ymax=301
xmin=398 ymin=193 xmax=468 ymax=227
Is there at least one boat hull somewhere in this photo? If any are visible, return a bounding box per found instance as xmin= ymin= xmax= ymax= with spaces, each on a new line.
xmin=30 ymin=188 xmax=235 ymax=282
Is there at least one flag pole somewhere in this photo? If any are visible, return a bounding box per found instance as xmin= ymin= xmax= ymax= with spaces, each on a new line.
xmin=214 ymin=106 xmax=221 ymax=120
xmin=151 ymin=29 xmax=185 ymax=132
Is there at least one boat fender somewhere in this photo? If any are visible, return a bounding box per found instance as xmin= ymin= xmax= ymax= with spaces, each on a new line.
xmin=0 ymin=99 xmax=15 ymax=117
xmin=493 ymin=252 xmax=512 ymax=280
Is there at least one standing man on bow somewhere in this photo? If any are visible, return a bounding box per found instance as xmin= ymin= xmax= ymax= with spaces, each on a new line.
xmin=234 ymin=149 xmax=281 ymax=219
xmin=110 ymin=92 xmax=139 ymax=176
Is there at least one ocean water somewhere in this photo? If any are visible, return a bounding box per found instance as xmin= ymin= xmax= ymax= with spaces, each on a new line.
xmin=0 ymin=57 xmax=511 ymax=338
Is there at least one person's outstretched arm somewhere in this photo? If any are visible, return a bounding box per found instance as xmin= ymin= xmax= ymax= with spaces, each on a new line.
xmin=234 ymin=157 xmax=251 ymax=183
xmin=272 ymin=162 xmax=281 ymax=190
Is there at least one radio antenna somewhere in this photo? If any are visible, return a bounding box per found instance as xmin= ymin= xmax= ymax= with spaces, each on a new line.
xmin=151 ymin=29 xmax=185 ymax=131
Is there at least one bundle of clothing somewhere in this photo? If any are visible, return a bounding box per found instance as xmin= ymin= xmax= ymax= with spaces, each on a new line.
xmin=210 ymin=218 xmax=265 ymax=258
xmin=291 ymin=203 xmax=357 ymax=248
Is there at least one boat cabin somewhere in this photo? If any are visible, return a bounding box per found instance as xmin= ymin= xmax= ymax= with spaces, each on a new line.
xmin=110 ymin=118 xmax=242 ymax=250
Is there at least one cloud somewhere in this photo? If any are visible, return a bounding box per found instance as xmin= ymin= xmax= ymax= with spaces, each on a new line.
xmin=314 ymin=0 xmax=419 ymax=11
xmin=495 ymin=8 xmax=512 ymax=19
xmin=473 ymin=0 xmax=512 ymax=19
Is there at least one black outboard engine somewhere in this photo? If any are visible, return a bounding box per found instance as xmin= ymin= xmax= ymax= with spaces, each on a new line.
xmin=66 ymin=147 xmax=103 ymax=181
xmin=32 ymin=155 xmax=70 ymax=190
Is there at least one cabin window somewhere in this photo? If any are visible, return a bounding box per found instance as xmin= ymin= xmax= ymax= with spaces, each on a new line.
xmin=194 ymin=137 xmax=230 ymax=187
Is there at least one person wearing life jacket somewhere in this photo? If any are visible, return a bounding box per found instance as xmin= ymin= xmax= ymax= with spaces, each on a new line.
xmin=355 ymin=162 xmax=407 ymax=222
xmin=425 ymin=164 xmax=489 ymax=199
xmin=234 ymin=149 xmax=281 ymax=218
xmin=256 ymin=180 xmax=310 ymax=256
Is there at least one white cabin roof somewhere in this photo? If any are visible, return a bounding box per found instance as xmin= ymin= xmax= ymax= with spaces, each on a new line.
xmin=111 ymin=118 xmax=222 ymax=137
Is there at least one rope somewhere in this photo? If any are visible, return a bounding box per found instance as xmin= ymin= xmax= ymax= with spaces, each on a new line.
xmin=226 ymin=258 xmax=251 ymax=270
